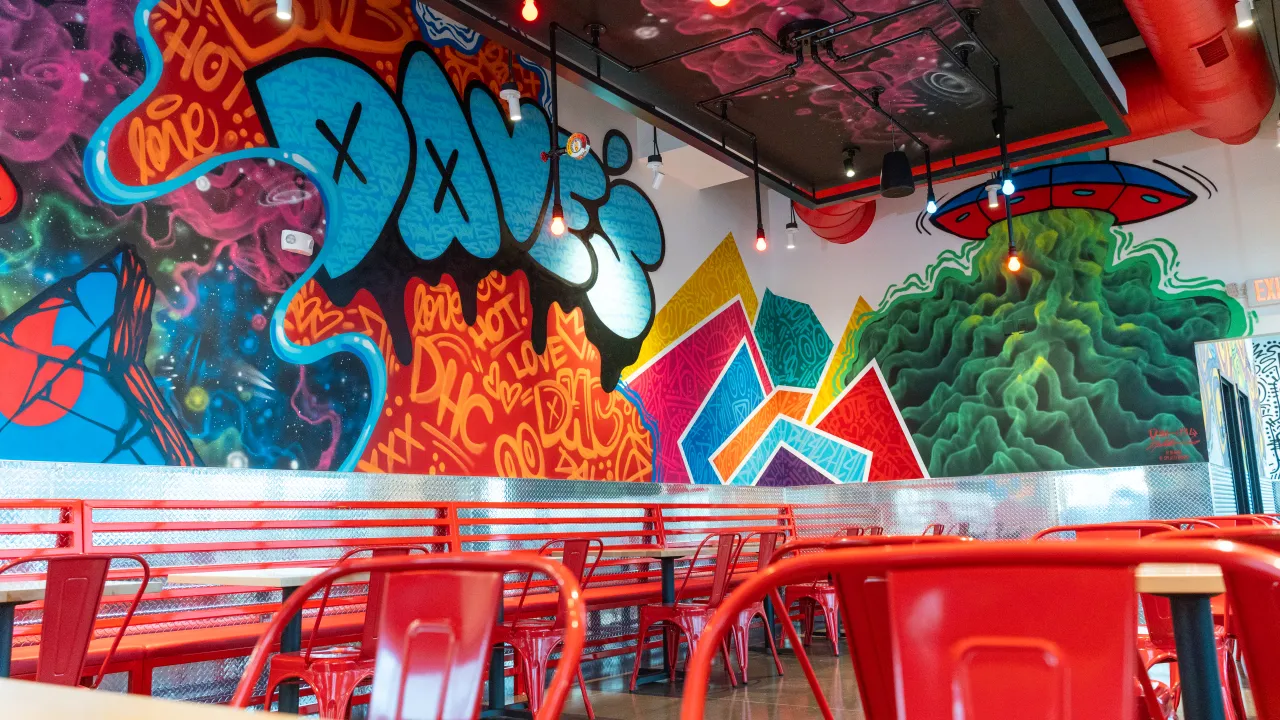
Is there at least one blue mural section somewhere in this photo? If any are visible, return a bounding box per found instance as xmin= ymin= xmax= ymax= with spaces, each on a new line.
xmin=754 ymin=289 xmax=833 ymax=389
xmin=727 ymin=417 xmax=870 ymax=486
xmin=680 ymin=343 xmax=767 ymax=485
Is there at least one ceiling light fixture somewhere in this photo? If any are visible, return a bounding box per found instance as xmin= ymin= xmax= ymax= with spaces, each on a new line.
xmin=753 ymin=138 xmax=766 ymax=252
xmin=986 ymin=181 xmax=1000 ymax=210
xmin=880 ymin=147 xmax=915 ymax=198
xmin=786 ymin=205 xmax=798 ymax=250
xmin=924 ymin=149 xmax=937 ymax=214
xmin=522 ymin=0 xmax=538 ymax=22
xmin=499 ymin=51 xmax=522 ymax=122
xmin=710 ymin=0 xmax=731 ymax=6
xmin=842 ymin=147 xmax=857 ymax=178
xmin=275 ymin=0 xmax=291 ymax=20
xmin=648 ymin=126 xmax=665 ymax=190
xmin=1002 ymin=175 xmax=1015 ymax=196
xmin=547 ymin=26 xmax=563 ymax=236
xmin=1006 ymin=248 xmax=1022 ymax=273
xmin=1237 ymin=0 xmax=1255 ymax=28
xmin=1275 ymin=115 xmax=1280 ymax=147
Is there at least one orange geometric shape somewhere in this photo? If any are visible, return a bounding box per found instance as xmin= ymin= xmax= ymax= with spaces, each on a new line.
xmin=709 ymin=388 xmax=812 ymax=482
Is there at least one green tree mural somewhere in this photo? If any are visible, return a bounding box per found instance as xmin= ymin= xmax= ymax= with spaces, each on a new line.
xmin=853 ymin=208 xmax=1249 ymax=477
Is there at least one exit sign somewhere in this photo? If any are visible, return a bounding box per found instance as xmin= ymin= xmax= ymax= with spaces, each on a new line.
xmin=1249 ymin=276 xmax=1280 ymax=307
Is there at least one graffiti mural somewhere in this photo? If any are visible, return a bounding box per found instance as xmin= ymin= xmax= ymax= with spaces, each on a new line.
xmin=1252 ymin=337 xmax=1280 ymax=479
xmin=1 ymin=0 xmax=667 ymax=479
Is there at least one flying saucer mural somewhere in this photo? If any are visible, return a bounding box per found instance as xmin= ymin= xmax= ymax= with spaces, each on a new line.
xmin=844 ymin=156 xmax=1248 ymax=476
xmin=931 ymin=161 xmax=1197 ymax=240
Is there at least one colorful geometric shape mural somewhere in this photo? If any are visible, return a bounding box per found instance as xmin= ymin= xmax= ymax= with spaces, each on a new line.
xmin=625 ymin=235 xmax=759 ymax=378
xmin=813 ymin=360 xmax=927 ymax=482
xmin=627 ymin=299 xmax=771 ymax=483
xmin=754 ymin=290 xmax=833 ymax=389
xmin=680 ymin=341 xmax=767 ymax=485
xmin=805 ymin=296 xmax=874 ymax=424
xmin=711 ymin=388 xmax=812 ymax=482
xmin=0 ymin=248 xmax=199 ymax=465
xmin=725 ymin=417 xmax=869 ymax=486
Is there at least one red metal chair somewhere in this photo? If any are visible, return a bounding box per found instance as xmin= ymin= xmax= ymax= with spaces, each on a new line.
xmin=725 ymin=531 xmax=785 ymax=683
xmin=782 ymin=530 xmax=854 ymax=657
xmin=772 ymin=535 xmax=970 ymax=720
xmin=232 ymin=553 xmax=585 ymax=720
xmin=921 ymin=523 xmax=945 ymax=535
xmin=261 ymin=544 xmax=429 ymax=718
xmin=1033 ymin=523 xmax=1190 ymax=720
xmin=1149 ymin=525 xmax=1280 ymax=720
xmin=628 ymin=533 xmax=740 ymax=691
xmin=1192 ymin=514 xmax=1280 ymax=527
xmin=679 ymin=540 xmax=1280 ymax=720
xmin=0 ymin=553 xmax=150 ymax=688
xmin=494 ymin=539 xmax=603 ymax=720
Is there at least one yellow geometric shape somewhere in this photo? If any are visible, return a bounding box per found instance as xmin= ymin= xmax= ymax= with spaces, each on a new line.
xmin=711 ymin=388 xmax=813 ymax=482
xmin=805 ymin=296 xmax=875 ymax=423
xmin=624 ymin=234 xmax=759 ymax=379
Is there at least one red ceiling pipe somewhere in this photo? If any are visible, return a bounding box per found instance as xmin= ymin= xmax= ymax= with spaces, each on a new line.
xmin=1122 ymin=0 xmax=1274 ymax=144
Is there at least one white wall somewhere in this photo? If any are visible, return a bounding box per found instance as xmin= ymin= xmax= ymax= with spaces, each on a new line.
xmin=564 ymin=77 xmax=1280 ymax=341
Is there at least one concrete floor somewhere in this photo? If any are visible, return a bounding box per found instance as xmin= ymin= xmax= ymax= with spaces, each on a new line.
xmin=559 ymin=648 xmax=863 ymax=720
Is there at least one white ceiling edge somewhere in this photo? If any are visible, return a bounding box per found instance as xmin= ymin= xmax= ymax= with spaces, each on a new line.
xmin=1053 ymin=0 xmax=1130 ymax=113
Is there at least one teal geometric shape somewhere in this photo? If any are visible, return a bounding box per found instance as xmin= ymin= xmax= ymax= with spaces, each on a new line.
xmin=754 ymin=289 xmax=833 ymax=388
xmin=726 ymin=417 xmax=870 ymax=485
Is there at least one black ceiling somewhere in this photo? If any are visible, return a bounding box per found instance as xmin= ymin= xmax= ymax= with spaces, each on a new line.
xmin=1073 ymin=0 xmax=1139 ymax=47
xmin=427 ymin=0 xmax=1131 ymax=206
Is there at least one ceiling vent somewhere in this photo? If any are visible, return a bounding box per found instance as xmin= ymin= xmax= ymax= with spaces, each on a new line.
xmin=1195 ymin=34 xmax=1231 ymax=69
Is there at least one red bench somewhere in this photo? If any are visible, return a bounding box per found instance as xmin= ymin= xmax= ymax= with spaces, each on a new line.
xmin=0 ymin=497 xmax=802 ymax=699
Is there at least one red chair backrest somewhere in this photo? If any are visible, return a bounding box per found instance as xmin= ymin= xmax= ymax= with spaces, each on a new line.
xmin=368 ymin=570 xmax=503 ymax=720
xmin=1033 ymin=523 xmax=1181 ymax=650
xmin=233 ymin=553 xmax=585 ymax=720
xmin=1193 ymin=514 xmax=1280 ymax=527
xmin=678 ymin=540 xmax=1280 ymax=720
xmin=922 ymin=523 xmax=944 ymax=536
xmin=305 ymin=544 xmax=430 ymax=662
xmin=513 ymin=538 xmax=603 ymax=630
xmin=676 ymin=533 xmax=739 ymax=606
xmin=773 ymin=535 xmax=970 ymax=720
xmin=0 ymin=553 xmax=149 ymax=688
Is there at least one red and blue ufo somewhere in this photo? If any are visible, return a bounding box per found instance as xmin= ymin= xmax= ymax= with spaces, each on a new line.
xmin=930 ymin=161 xmax=1196 ymax=240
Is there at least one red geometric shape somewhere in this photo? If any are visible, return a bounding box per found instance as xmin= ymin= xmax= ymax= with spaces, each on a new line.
xmin=812 ymin=360 xmax=927 ymax=482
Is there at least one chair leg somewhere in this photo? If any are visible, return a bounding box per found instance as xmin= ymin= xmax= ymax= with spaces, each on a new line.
xmin=823 ymin=603 xmax=841 ymax=657
xmin=802 ymin=601 xmax=815 ymax=648
xmin=576 ymin=667 xmax=595 ymax=720
xmin=734 ymin=623 xmax=749 ymax=684
xmin=759 ymin=613 xmax=785 ymax=676
xmin=629 ymin=617 xmax=655 ymax=692
xmin=720 ymin=639 xmax=738 ymax=687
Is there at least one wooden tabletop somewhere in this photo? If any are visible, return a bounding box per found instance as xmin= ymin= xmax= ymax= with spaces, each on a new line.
xmin=0 ymin=578 xmax=162 ymax=605
xmin=0 ymin=677 xmax=250 ymax=718
xmin=166 ymin=567 xmax=367 ymax=589
xmin=1135 ymin=563 xmax=1225 ymax=595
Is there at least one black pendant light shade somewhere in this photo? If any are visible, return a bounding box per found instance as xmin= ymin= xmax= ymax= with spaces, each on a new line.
xmin=880 ymin=150 xmax=915 ymax=198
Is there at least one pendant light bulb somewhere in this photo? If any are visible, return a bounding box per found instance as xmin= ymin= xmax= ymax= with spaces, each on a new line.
xmin=522 ymin=0 xmax=539 ymax=22
xmin=550 ymin=203 xmax=565 ymax=236
xmin=1006 ymin=252 xmax=1022 ymax=273
xmin=1002 ymin=176 xmax=1015 ymax=196
xmin=275 ymin=0 xmax=291 ymax=20
xmin=1237 ymin=0 xmax=1255 ymax=28
xmin=755 ymin=227 xmax=767 ymax=252
xmin=710 ymin=0 xmax=731 ymax=6
xmin=499 ymin=82 xmax=522 ymax=122
xmin=925 ymin=187 xmax=937 ymax=215
xmin=986 ymin=183 xmax=1000 ymax=210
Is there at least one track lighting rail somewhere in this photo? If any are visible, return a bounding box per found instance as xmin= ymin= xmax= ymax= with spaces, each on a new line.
xmin=825 ymin=26 xmax=995 ymax=101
